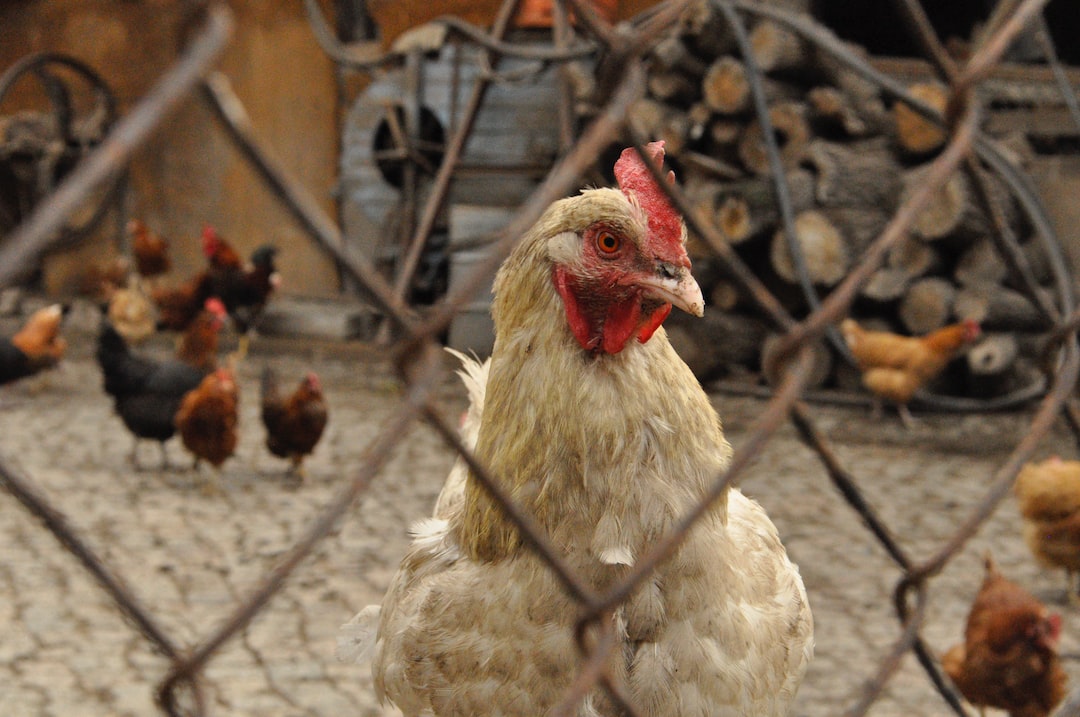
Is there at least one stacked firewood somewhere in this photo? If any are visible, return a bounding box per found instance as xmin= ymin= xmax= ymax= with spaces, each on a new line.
xmin=631 ymin=2 xmax=1051 ymax=402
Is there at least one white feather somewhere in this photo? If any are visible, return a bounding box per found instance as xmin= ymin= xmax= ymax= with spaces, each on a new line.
xmin=336 ymin=604 xmax=381 ymax=664
xmin=433 ymin=349 xmax=489 ymax=519
xmin=337 ymin=353 xmax=484 ymax=667
xmin=353 ymin=179 xmax=813 ymax=716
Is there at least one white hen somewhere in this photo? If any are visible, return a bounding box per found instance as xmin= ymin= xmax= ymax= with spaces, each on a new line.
xmin=340 ymin=142 xmax=812 ymax=716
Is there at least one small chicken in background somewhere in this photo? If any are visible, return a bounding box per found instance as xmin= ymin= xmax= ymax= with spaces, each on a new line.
xmin=96 ymin=319 xmax=214 ymax=469
xmin=171 ymin=226 xmax=279 ymax=356
xmin=128 ymin=219 xmax=170 ymax=281
xmin=840 ymin=317 xmax=981 ymax=427
xmin=106 ymin=275 xmax=156 ymax=346
xmin=79 ymin=255 xmax=131 ymax=307
xmin=152 ymin=269 xmax=213 ymax=332
xmin=942 ymin=554 xmax=1067 ymax=717
xmin=202 ymin=224 xmax=243 ymax=275
xmin=260 ymin=366 xmax=328 ymax=480
xmin=211 ymin=243 xmax=280 ymax=358
xmin=175 ymin=298 xmax=227 ymax=372
xmin=175 ymin=365 xmax=239 ymax=493
xmin=0 ymin=304 xmax=66 ymax=385
xmin=1015 ymin=457 xmax=1080 ymax=602
xmin=149 ymin=224 xmax=231 ymax=332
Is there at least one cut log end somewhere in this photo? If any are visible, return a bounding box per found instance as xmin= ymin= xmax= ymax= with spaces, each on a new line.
xmin=770 ymin=210 xmax=849 ymax=287
xmin=748 ymin=20 xmax=807 ymax=74
xmin=861 ymin=267 xmax=910 ymax=304
xmin=894 ymin=82 xmax=949 ymax=155
xmin=761 ymin=333 xmax=833 ymax=389
xmin=902 ymin=167 xmax=970 ymax=241
xmin=898 ymin=276 xmax=956 ymax=334
xmin=737 ymin=102 xmax=811 ymax=176
xmin=702 ymin=57 xmax=750 ymax=115
xmin=717 ymin=196 xmax=752 ymax=243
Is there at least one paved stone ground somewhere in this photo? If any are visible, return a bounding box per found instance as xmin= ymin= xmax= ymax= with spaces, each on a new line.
xmin=2 ymin=305 xmax=1079 ymax=717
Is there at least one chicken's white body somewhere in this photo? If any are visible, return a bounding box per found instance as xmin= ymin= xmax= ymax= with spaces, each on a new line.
xmin=342 ymin=176 xmax=812 ymax=716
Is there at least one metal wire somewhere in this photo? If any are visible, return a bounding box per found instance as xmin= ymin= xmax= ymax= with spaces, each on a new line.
xmin=2 ymin=1 xmax=1079 ymax=716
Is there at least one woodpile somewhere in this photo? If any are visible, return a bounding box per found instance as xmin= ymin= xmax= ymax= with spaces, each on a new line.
xmin=627 ymin=3 xmax=1052 ymax=403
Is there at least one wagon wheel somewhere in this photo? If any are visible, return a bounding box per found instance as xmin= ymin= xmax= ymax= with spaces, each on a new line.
xmin=370 ymin=98 xmax=448 ymax=302
xmin=0 ymin=52 xmax=121 ymax=257
xmin=370 ymin=100 xmax=446 ymax=190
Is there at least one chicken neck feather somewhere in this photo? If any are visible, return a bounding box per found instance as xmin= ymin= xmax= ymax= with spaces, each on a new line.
xmin=452 ymin=189 xmax=731 ymax=569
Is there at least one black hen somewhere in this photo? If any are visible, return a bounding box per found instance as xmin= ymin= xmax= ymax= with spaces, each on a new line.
xmin=211 ymin=244 xmax=279 ymax=355
xmin=96 ymin=321 xmax=208 ymax=469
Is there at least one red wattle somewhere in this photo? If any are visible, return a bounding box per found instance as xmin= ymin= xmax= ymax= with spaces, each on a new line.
xmin=636 ymin=303 xmax=671 ymax=344
xmin=553 ymin=266 xmax=599 ymax=351
xmin=554 ymin=267 xmax=673 ymax=354
xmin=601 ymin=298 xmax=642 ymax=354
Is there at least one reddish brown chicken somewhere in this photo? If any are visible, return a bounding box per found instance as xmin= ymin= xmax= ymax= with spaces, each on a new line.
xmin=80 ymin=256 xmax=131 ymax=307
xmin=260 ymin=366 xmax=328 ymax=479
xmin=202 ymin=224 xmax=243 ymax=273
xmin=175 ymin=366 xmax=239 ymax=492
xmin=128 ymin=219 xmax=171 ymax=279
xmin=175 ymin=298 xmax=227 ymax=372
xmin=0 ymin=304 xmax=66 ymax=385
xmin=150 ymin=226 xmax=280 ymax=351
xmin=152 ymin=271 xmax=213 ymax=331
xmin=150 ymin=225 xmax=237 ymax=331
xmin=840 ymin=317 xmax=981 ymax=427
xmin=942 ymin=555 xmax=1067 ymax=717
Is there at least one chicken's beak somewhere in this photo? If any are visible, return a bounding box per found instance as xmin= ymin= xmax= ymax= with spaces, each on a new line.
xmin=637 ymin=263 xmax=704 ymax=317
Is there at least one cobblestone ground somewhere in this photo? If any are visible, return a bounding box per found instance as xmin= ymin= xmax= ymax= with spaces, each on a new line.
xmin=1 ymin=310 xmax=1078 ymax=717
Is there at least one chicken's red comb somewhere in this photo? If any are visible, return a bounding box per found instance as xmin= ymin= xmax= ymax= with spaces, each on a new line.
xmin=1049 ymin=612 xmax=1063 ymax=642
xmin=613 ymin=142 xmax=686 ymax=265
xmin=201 ymin=225 xmax=219 ymax=255
xmin=204 ymin=297 xmax=227 ymax=316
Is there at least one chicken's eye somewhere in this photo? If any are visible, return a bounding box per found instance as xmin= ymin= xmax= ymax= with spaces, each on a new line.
xmin=596 ymin=231 xmax=621 ymax=255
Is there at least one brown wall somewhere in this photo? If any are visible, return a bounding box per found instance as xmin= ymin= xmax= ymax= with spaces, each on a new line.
xmin=369 ymin=0 xmax=657 ymax=47
xmin=2 ymin=0 xmax=664 ymax=298
xmin=0 ymin=1 xmax=342 ymax=297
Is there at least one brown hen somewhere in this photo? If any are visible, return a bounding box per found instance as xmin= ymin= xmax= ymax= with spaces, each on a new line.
xmin=128 ymin=219 xmax=171 ymax=279
xmin=152 ymin=271 xmax=213 ymax=331
xmin=175 ymin=366 xmax=239 ymax=493
xmin=1 ymin=304 xmax=66 ymax=384
xmin=149 ymin=225 xmax=237 ymax=332
xmin=840 ymin=317 xmax=981 ymax=427
xmin=175 ymin=298 xmax=227 ymax=372
xmin=260 ymin=366 xmax=328 ymax=479
xmin=943 ymin=555 xmax=1067 ymax=717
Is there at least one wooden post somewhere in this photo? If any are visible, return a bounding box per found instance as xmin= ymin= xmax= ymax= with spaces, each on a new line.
xmin=893 ymin=81 xmax=949 ymax=155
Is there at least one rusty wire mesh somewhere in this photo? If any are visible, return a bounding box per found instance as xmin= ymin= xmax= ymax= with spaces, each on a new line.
xmin=2 ymin=0 xmax=1080 ymax=715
